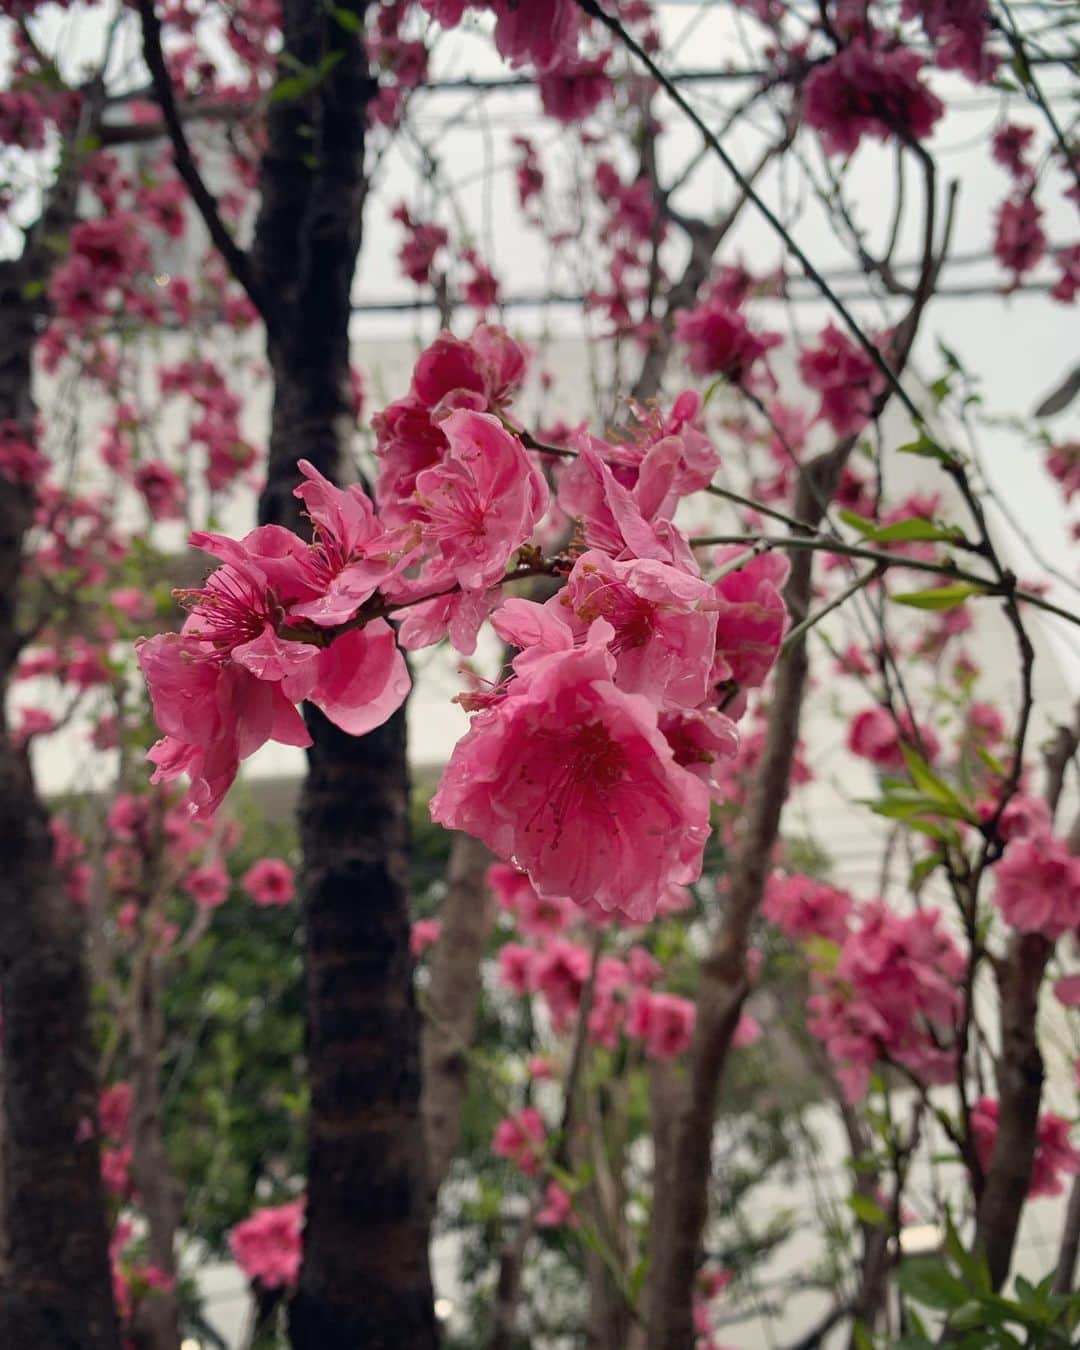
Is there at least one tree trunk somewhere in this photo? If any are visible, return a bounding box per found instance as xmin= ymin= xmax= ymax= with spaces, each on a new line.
xmin=288 ymin=707 xmax=436 ymax=1347
xmin=421 ymin=833 xmax=495 ymax=1198
xmin=129 ymin=896 xmax=181 ymax=1350
xmin=0 ymin=265 xmax=120 ymax=1349
xmin=645 ymin=445 xmax=850 ymax=1350
xmin=249 ymin=5 xmax=436 ymax=1343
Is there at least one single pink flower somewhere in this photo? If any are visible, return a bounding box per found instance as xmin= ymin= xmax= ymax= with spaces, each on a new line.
xmin=412 ymin=409 xmax=548 ymax=591
xmin=410 ymin=918 xmax=442 ymax=957
xmin=242 ymin=858 xmax=295 ymax=907
xmin=1054 ymin=974 xmax=1080 ymax=1008
xmin=492 ymin=0 xmax=581 ymax=71
xmin=430 ymin=633 xmax=711 ymax=922
xmin=553 ymin=550 xmax=719 ymax=710
xmin=710 ymin=548 xmax=790 ymax=690
xmin=993 ymin=831 xmax=1080 ymax=938
xmin=183 ymin=861 xmax=229 ymax=909
xmin=626 ymin=989 xmax=696 ymax=1060
xmin=536 ymin=1180 xmax=577 ymax=1227
xmin=492 ymin=1107 xmax=546 ymax=1176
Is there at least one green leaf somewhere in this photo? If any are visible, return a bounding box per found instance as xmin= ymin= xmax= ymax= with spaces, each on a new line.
xmin=909 ymin=852 xmax=943 ymax=889
xmin=270 ymin=74 xmax=314 ymax=103
xmin=898 ymin=433 xmax=959 ymax=466
xmin=269 ymin=50 xmax=344 ymax=103
xmin=898 ymin=1257 xmax=970 ymax=1310
xmin=949 ymin=1301 xmax=990 ymax=1331
xmin=943 ymin=1212 xmax=991 ymax=1294
xmin=892 ymin=582 xmax=987 ymax=611
xmin=847 ymin=1192 xmax=888 ymax=1226
xmin=330 ymin=5 xmax=362 ymax=30
xmin=840 ymin=509 xmax=965 ymax=546
xmin=900 ymin=745 xmax=977 ymax=821
xmin=869 ymin=518 xmax=965 ymax=545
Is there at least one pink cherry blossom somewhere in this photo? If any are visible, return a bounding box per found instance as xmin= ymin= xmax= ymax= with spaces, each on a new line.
xmin=993 ymin=830 xmax=1080 ymax=938
xmin=412 ymin=409 xmax=548 ymax=590
xmin=538 ymin=55 xmax=611 ymax=123
xmin=626 ymin=989 xmax=696 ymax=1060
xmin=798 ymin=324 xmax=887 ymax=437
xmin=808 ymin=902 xmax=965 ymax=1100
xmin=99 ymin=1083 xmax=132 ymax=1141
xmin=903 ymin=0 xmax=997 ymax=82
xmin=847 ymin=706 xmax=940 ymax=773
xmin=242 ymin=858 xmax=295 ymax=907
xmin=803 ymin=38 xmax=944 ymax=156
xmin=675 ymin=290 xmax=782 ymax=389
xmin=994 ymin=194 xmax=1047 ymax=278
xmin=710 ymin=548 xmax=790 ymax=690
xmin=410 ymin=918 xmax=442 ymax=957
xmin=731 ymin=1012 xmax=761 ymax=1049
xmin=430 ymin=635 xmax=712 ymax=922
xmin=137 ymin=526 xmax=410 ymax=814
xmin=492 ymin=1107 xmax=546 ymax=1176
xmin=536 ymin=1180 xmax=577 ymax=1227
xmin=287 ymin=459 xmax=414 ymax=627
xmin=491 ymin=0 xmax=581 ymax=72
xmin=548 ymin=552 xmax=718 ymax=710
xmin=763 ymin=873 xmax=853 ymax=944
xmin=229 ymin=1199 xmax=304 ymax=1289
xmin=534 ymin=938 xmax=591 ymax=1031
xmin=498 ymin=942 xmax=538 ymax=997
xmin=1054 ymin=974 xmax=1080 ymax=1008
xmin=183 ymin=861 xmax=229 ymax=909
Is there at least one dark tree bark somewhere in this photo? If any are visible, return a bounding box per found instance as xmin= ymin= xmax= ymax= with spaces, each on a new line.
xmin=973 ymin=933 xmax=1050 ymax=1290
xmin=248 ymin=4 xmax=437 ymax=1345
xmin=0 ymin=255 xmax=120 ymax=1347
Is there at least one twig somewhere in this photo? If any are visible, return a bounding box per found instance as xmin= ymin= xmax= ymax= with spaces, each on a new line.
xmin=574 ymin=0 xmax=924 ymax=428
xmin=136 ymin=0 xmax=267 ymax=322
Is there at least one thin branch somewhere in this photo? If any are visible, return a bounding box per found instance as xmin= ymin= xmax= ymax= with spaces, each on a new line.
xmin=136 ymin=0 xmax=267 ymax=322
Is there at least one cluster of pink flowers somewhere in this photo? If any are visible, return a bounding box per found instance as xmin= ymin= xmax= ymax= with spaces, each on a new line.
xmin=803 ymin=38 xmax=944 ymax=156
xmin=492 ymin=1107 xmax=546 ymax=1176
xmin=136 ymin=459 xmax=415 ymax=816
xmin=807 ymin=901 xmax=966 ymax=1101
xmin=138 ymin=323 xmax=789 ymax=932
xmin=847 ymin=705 xmax=940 ymax=773
xmin=99 ymin=1081 xmax=134 ymax=1201
xmin=762 ymin=872 xmax=853 ymax=945
xmin=992 ymin=805 xmax=1080 ymax=939
xmin=675 ymin=272 xmax=782 ymax=391
xmin=432 ymin=404 xmax=788 ymax=919
xmin=491 ymin=862 xmax=702 ymax=1058
xmin=229 ymin=1198 xmax=305 ymax=1289
xmin=798 ymin=324 xmax=887 ymax=438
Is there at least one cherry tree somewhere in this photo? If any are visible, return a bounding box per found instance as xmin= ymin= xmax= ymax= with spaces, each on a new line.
xmin=0 ymin=1 xmax=1078 ymax=1348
